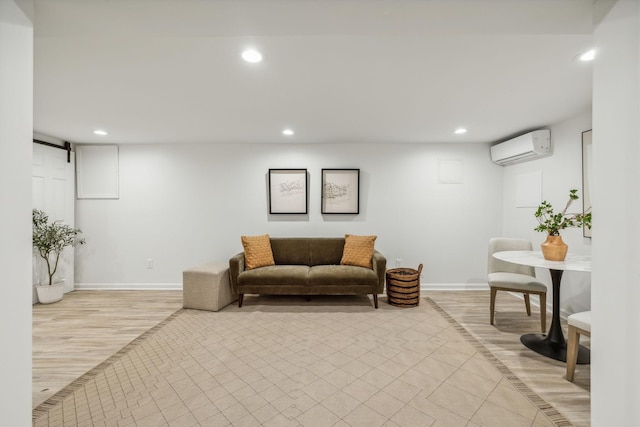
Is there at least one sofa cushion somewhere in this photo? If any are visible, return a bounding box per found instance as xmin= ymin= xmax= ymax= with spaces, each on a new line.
xmin=270 ymin=238 xmax=311 ymax=265
xmin=308 ymin=265 xmax=378 ymax=287
xmin=341 ymin=234 xmax=377 ymax=269
xmin=238 ymin=265 xmax=309 ymax=286
xmin=309 ymin=238 xmax=344 ymax=265
xmin=241 ymin=234 xmax=275 ymax=270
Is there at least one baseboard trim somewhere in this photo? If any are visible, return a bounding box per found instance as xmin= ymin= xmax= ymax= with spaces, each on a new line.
xmin=422 ymin=283 xmax=489 ymax=291
xmin=75 ymin=283 xmax=487 ymax=292
xmin=75 ymin=283 xmax=183 ymax=291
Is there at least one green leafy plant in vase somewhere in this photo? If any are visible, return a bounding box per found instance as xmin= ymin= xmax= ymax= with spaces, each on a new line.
xmin=534 ymin=189 xmax=591 ymax=261
xmin=32 ymin=209 xmax=85 ymax=303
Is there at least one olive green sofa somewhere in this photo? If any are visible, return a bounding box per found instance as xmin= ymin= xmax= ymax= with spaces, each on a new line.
xmin=229 ymin=237 xmax=386 ymax=308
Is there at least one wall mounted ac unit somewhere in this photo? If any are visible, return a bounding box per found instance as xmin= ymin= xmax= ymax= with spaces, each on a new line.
xmin=490 ymin=130 xmax=551 ymax=166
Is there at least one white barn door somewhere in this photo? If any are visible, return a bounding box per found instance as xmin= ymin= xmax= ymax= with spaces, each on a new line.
xmin=32 ymin=143 xmax=76 ymax=303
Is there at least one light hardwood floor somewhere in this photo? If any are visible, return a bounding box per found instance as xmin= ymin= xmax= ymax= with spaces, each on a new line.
xmin=32 ymin=290 xmax=183 ymax=408
xmin=33 ymin=290 xmax=590 ymax=426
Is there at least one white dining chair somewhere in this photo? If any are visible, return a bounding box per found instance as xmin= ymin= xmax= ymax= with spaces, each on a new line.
xmin=566 ymin=310 xmax=591 ymax=381
xmin=488 ymin=237 xmax=548 ymax=332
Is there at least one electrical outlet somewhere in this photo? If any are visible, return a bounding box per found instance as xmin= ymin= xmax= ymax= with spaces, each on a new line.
xmin=146 ymin=259 xmax=153 ymax=269
xmin=395 ymin=259 xmax=402 ymax=267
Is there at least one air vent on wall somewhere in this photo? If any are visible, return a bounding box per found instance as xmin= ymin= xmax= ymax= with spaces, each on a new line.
xmin=490 ymin=130 xmax=551 ymax=166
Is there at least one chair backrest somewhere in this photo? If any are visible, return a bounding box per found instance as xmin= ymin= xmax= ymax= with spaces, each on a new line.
xmin=488 ymin=237 xmax=536 ymax=276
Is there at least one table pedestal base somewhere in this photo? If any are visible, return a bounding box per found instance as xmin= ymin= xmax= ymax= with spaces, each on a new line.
xmin=521 ymin=334 xmax=590 ymax=364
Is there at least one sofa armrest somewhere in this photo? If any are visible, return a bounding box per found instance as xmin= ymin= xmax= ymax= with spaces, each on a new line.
xmin=228 ymin=252 xmax=245 ymax=293
xmin=372 ymin=250 xmax=387 ymax=294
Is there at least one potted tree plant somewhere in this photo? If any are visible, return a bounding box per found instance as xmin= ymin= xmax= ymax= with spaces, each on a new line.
xmin=32 ymin=209 xmax=85 ymax=304
xmin=534 ymin=189 xmax=591 ymax=260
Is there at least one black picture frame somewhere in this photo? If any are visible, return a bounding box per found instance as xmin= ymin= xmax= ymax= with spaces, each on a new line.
xmin=268 ymin=169 xmax=308 ymax=214
xmin=321 ymin=169 xmax=360 ymax=214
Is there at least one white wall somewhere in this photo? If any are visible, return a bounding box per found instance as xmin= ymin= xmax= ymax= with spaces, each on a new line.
xmin=0 ymin=0 xmax=33 ymax=424
xmin=501 ymin=109 xmax=593 ymax=315
xmin=75 ymin=142 xmax=503 ymax=287
xmin=592 ymin=0 xmax=640 ymax=424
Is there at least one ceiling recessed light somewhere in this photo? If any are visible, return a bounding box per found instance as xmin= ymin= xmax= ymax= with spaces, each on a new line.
xmin=454 ymin=128 xmax=467 ymax=134
xmin=282 ymin=129 xmax=294 ymax=136
xmin=242 ymin=49 xmax=263 ymax=63
xmin=93 ymin=130 xmax=108 ymax=136
xmin=579 ymin=49 xmax=596 ymax=61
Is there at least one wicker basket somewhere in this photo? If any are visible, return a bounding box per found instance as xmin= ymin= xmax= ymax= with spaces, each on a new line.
xmin=386 ymin=264 xmax=423 ymax=307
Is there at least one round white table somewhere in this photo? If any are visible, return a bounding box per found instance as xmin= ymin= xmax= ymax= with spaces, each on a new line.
xmin=492 ymin=250 xmax=591 ymax=364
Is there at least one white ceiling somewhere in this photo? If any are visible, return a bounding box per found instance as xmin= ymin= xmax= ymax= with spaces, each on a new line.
xmin=33 ymin=0 xmax=594 ymax=145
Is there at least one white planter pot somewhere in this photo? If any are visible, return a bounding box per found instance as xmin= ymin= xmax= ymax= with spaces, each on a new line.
xmin=35 ymin=281 xmax=64 ymax=304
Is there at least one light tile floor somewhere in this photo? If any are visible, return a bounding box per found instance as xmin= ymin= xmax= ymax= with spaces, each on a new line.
xmin=33 ymin=292 xmax=573 ymax=426
xmin=429 ymin=290 xmax=590 ymax=427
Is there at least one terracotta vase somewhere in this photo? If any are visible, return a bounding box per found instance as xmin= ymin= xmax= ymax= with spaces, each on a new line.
xmin=540 ymin=235 xmax=568 ymax=261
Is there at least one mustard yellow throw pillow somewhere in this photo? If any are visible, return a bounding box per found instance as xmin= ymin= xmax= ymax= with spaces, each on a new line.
xmin=341 ymin=234 xmax=377 ymax=269
xmin=241 ymin=234 xmax=275 ymax=270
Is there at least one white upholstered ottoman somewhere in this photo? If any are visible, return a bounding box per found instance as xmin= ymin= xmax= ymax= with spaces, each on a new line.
xmin=183 ymin=262 xmax=237 ymax=311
